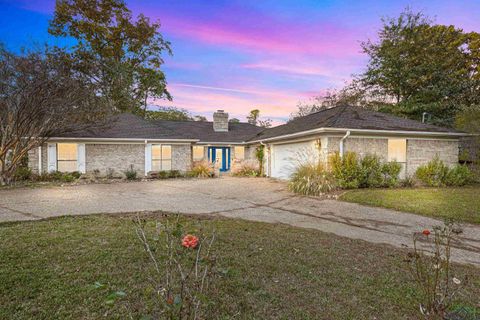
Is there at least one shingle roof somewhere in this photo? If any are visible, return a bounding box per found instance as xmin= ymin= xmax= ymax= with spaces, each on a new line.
xmin=56 ymin=113 xmax=193 ymax=140
xmin=248 ymin=105 xmax=463 ymax=141
xmin=57 ymin=113 xmax=263 ymax=142
xmin=153 ymin=119 xmax=264 ymax=142
xmin=57 ymin=106 xmax=464 ymax=142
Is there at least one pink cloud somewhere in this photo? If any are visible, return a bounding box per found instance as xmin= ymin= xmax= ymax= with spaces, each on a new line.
xmin=153 ymin=82 xmax=304 ymax=122
xmin=162 ymin=16 xmax=363 ymax=57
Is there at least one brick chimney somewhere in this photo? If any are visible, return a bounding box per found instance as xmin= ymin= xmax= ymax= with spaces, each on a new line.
xmin=213 ymin=110 xmax=229 ymax=132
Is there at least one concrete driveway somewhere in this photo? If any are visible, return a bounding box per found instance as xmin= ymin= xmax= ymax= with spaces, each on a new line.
xmin=1 ymin=177 xmax=480 ymax=266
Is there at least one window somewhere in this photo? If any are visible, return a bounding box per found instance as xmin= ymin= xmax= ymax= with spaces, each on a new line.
xmin=192 ymin=146 xmax=204 ymax=161
xmin=388 ymin=139 xmax=406 ymax=162
xmin=57 ymin=143 xmax=77 ymax=172
xmin=152 ymin=145 xmax=172 ymax=171
xmin=234 ymin=146 xmax=245 ymax=160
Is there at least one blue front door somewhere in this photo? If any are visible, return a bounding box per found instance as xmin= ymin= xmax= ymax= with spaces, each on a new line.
xmin=208 ymin=147 xmax=231 ymax=172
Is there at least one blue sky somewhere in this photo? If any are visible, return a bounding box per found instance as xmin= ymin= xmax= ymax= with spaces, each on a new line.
xmin=1 ymin=0 xmax=479 ymax=123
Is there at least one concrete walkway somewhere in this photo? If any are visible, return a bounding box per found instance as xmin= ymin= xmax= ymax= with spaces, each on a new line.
xmin=1 ymin=177 xmax=479 ymax=266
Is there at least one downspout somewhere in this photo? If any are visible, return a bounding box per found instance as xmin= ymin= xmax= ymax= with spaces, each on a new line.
xmin=339 ymin=131 xmax=351 ymax=158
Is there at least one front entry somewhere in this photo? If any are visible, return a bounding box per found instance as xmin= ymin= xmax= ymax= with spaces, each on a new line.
xmin=208 ymin=147 xmax=231 ymax=172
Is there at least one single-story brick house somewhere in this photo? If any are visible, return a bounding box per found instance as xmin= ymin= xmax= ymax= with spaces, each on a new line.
xmin=28 ymin=106 xmax=467 ymax=180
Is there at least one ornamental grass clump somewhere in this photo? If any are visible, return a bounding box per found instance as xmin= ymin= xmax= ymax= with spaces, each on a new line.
xmin=288 ymin=162 xmax=337 ymax=196
xmin=407 ymin=222 xmax=467 ymax=319
xmin=135 ymin=214 xmax=217 ymax=320
xmin=188 ymin=161 xmax=214 ymax=178
xmin=232 ymin=160 xmax=260 ymax=177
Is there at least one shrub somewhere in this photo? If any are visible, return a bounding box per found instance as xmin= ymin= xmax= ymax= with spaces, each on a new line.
xmin=232 ymin=161 xmax=260 ymax=177
xmin=381 ymin=161 xmax=402 ymax=187
xmin=158 ymin=170 xmax=169 ymax=179
xmin=188 ymin=161 xmax=214 ymax=178
xmin=328 ymin=152 xmax=402 ymax=189
xmin=416 ymin=157 xmax=472 ymax=187
xmin=444 ymin=165 xmax=471 ymax=186
xmin=169 ymin=170 xmax=182 ymax=178
xmin=289 ymin=162 xmax=337 ymax=196
xmin=60 ymin=173 xmax=75 ymax=183
xmin=400 ymin=175 xmax=416 ymax=188
xmin=14 ymin=166 xmax=32 ymax=181
xmin=330 ymin=152 xmax=361 ymax=189
xmin=70 ymin=171 xmax=82 ymax=179
xmin=359 ymin=154 xmax=383 ymax=188
xmin=415 ymin=156 xmax=449 ymax=187
xmin=124 ymin=165 xmax=137 ymax=180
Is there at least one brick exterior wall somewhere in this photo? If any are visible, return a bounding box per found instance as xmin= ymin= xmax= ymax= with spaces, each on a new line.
xmin=244 ymin=145 xmax=257 ymax=160
xmin=27 ymin=142 xmax=193 ymax=177
xmin=406 ymin=139 xmax=458 ymax=176
xmin=325 ymin=137 xmax=387 ymax=160
xmin=172 ymin=144 xmax=192 ymax=172
xmin=344 ymin=137 xmax=388 ymax=161
xmin=27 ymin=143 xmax=48 ymax=174
xmin=325 ymin=136 xmax=459 ymax=177
xmin=86 ymin=144 xmax=145 ymax=176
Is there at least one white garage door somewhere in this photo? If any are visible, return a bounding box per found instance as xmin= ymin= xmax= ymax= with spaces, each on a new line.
xmin=270 ymin=141 xmax=317 ymax=179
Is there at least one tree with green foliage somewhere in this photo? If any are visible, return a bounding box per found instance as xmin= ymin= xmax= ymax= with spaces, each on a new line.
xmin=229 ymin=118 xmax=240 ymax=123
xmin=49 ymin=0 xmax=172 ymax=114
xmin=193 ymin=115 xmax=207 ymax=122
xmin=145 ymin=107 xmax=192 ymax=121
xmin=246 ymin=109 xmax=260 ymax=125
xmin=247 ymin=109 xmax=272 ymax=128
xmin=359 ymin=9 xmax=480 ymax=126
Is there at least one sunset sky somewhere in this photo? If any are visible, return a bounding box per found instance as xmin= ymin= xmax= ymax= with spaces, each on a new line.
xmin=1 ymin=0 xmax=479 ymax=123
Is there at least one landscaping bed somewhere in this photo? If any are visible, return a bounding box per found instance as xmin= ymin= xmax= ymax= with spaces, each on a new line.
xmin=1 ymin=214 xmax=479 ymax=319
xmin=340 ymin=186 xmax=480 ymax=224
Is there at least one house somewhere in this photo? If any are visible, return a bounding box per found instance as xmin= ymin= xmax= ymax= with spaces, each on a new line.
xmin=28 ymin=106 xmax=467 ymax=180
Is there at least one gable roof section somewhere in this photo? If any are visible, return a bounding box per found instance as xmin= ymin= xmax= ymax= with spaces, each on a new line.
xmin=55 ymin=113 xmax=194 ymax=140
xmin=153 ymin=119 xmax=264 ymax=143
xmin=55 ymin=113 xmax=263 ymax=142
xmin=248 ymin=105 xmax=464 ymax=141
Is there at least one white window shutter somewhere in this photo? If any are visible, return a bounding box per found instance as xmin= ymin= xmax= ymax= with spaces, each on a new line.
xmin=145 ymin=143 xmax=152 ymax=175
xmin=47 ymin=143 xmax=57 ymax=172
xmin=77 ymin=144 xmax=86 ymax=173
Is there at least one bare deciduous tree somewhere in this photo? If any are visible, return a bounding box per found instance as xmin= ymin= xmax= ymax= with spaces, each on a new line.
xmin=0 ymin=45 xmax=112 ymax=185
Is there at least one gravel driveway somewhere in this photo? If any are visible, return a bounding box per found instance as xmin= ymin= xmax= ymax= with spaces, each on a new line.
xmin=1 ymin=177 xmax=479 ymax=266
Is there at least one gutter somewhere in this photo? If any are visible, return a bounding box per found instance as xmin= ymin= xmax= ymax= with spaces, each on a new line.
xmin=247 ymin=127 xmax=470 ymax=144
xmin=47 ymin=137 xmax=199 ymax=143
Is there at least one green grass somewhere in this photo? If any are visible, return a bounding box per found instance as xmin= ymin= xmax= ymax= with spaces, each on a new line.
xmin=340 ymin=186 xmax=480 ymax=224
xmin=1 ymin=214 xmax=479 ymax=319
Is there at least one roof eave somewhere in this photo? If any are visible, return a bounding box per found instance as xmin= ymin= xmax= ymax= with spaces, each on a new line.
xmin=248 ymin=127 xmax=470 ymax=143
xmin=48 ymin=137 xmax=200 ymax=143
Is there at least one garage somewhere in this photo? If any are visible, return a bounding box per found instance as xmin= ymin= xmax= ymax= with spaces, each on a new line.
xmin=269 ymin=140 xmax=317 ymax=179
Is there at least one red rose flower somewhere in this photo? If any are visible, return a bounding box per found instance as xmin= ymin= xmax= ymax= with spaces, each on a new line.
xmin=422 ymin=229 xmax=431 ymax=236
xmin=182 ymin=234 xmax=199 ymax=249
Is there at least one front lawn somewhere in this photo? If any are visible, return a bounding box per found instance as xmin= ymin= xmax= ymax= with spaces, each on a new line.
xmin=1 ymin=214 xmax=479 ymax=319
xmin=340 ymin=186 xmax=480 ymax=224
